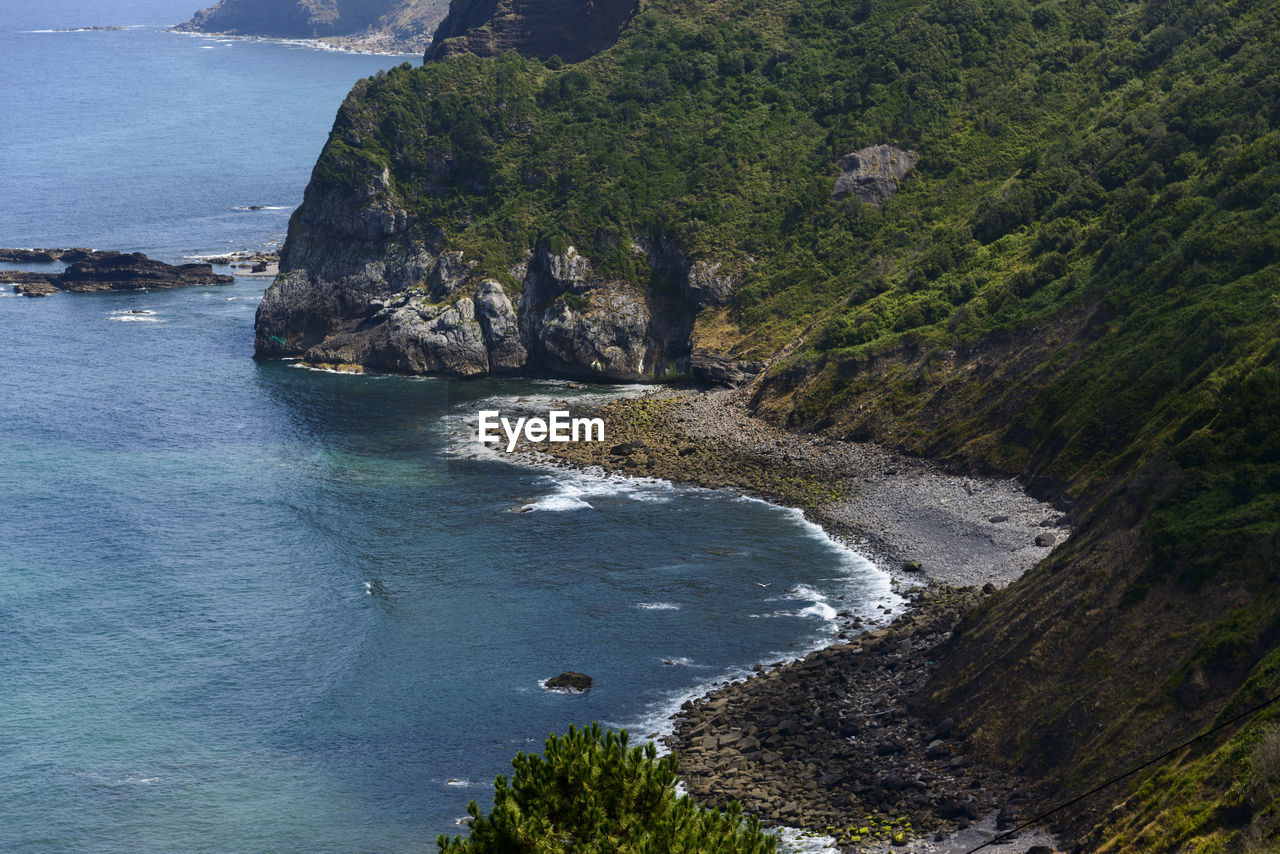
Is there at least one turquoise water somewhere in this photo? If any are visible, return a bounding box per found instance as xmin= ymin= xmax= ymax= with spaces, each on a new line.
xmin=0 ymin=4 xmax=896 ymax=852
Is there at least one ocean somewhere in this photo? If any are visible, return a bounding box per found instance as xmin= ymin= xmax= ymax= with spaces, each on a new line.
xmin=0 ymin=3 xmax=898 ymax=851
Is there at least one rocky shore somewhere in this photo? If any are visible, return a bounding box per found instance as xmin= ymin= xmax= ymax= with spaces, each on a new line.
xmin=518 ymin=387 xmax=1070 ymax=852
xmin=1 ymin=249 xmax=233 ymax=296
xmin=196 ymin=248 xmax=280 ymax=277
xmin=528 ymin=388 xmax=1068 ymax=587
xmin=175 ymin=29 xmax=430 ymax=55
xmin=668 ymin=584 xmax=1061 ymax=853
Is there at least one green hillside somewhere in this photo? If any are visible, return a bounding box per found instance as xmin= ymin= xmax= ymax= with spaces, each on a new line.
xmin=297 ymin=0 xmax=1280 ymax=847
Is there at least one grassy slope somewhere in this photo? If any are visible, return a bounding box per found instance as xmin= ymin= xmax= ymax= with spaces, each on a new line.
xmin=300 ymin=0 xmax=1280 ymax=846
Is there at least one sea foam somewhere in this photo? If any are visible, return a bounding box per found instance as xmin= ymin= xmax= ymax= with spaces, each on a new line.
xmin=518 ymin=493 xmax=594 ymax=513
xmin=108 ymin=309 xmax=160 ymax=323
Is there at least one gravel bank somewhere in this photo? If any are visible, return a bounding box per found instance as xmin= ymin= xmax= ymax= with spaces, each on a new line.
xmin=528 ymin=387 xmax=1068 ymax=589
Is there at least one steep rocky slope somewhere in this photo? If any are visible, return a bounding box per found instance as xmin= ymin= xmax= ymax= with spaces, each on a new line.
xmin=425 ymin=0 xmax=638 ymax=63
xmin=176 ymin=0 xmax=449 ymax=51
xmin=258 ymin=0 xmax=1280 ymax=847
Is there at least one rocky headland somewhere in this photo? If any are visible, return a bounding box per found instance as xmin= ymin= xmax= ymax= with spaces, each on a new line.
xmin=256 ymin=237 xmax=723 ymax=381
xmin=174 ymin=0 xmax=449 ymax=54
xmin=1 ymin=249 xmax=233 ymax=297
xmin=254 ymin=149 xmax=913 ymax=382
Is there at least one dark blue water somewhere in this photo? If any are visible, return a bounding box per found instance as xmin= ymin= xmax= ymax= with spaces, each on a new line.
xmin=0 ymin=4 xmax=897 ymax=852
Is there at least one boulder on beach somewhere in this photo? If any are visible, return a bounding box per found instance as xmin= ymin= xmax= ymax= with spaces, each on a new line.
xmin=545 ymin=671 xmax=593 ymax=692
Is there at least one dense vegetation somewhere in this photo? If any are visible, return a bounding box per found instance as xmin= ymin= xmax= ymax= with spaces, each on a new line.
xmin=437 ymin=724 xmax=776 ymax=853
xmin=304 ymin=0 xmax=1280 ymax=847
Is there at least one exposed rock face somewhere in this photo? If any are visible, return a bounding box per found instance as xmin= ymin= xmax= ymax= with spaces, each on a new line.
xmin=301 ymin=280 xmax=528 ymax=375
xmin=175 ymin=0 xmax=448 ymax=50
xmin=1 ymin=251 xmax=232 ymax=296
xmin=689 ymin=350 xmax=764 ymax=387
xmin=305 ymin=292 xmax=489 ymax=375
xmin=426 ymin=0 xmax=638 ymax=63
xmin=832 ymin=144 xmax=919 ymax=205
xmin=257 ymin=237 xmax=695 ymax=380
xmin=253 ymin=160 xmax=434 ymax=359
xmin=686 ymin=259 xmax=737 ymax=306
xmin=253 ymin=145 xmax=702 ymax=380
xmin=632 ymin=236 xmax=741 ymax=309
xmin=519 ymin=246 xmax=664 ymax=381
xmin=474 ymin=279 xmax=527 ymax=371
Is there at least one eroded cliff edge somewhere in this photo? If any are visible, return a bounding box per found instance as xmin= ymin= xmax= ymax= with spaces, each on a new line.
xmin=254 ymin=162 xmax=738 ymax=380
xmin=425 ymin=0 xmax=638 ymax=63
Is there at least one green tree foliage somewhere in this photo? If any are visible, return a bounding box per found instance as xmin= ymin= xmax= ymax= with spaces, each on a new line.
xmin=437 ymin=724 xmax=776 ymax=854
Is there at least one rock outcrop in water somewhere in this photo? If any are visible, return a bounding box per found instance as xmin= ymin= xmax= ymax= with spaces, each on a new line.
xmin=175 ymin=0 xmax=449 ymax=52
xmin=426 ymin=0 xmax=638 ymax=62
xmin=1 ymin=250 xmax=233 ymax=297
xmin=544 ymin=671 xmax=593 ymax=692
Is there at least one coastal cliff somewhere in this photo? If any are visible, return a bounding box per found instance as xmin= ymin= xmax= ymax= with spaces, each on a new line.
xmin=175 ymin=0 xmax=449 ymax=51
xmin=425 ymin=0 xmax=638 ymax=63
xmin=260 ymin=0 xmax=1280 ymax=847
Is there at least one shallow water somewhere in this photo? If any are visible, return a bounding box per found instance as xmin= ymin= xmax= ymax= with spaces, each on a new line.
xmin=0 ymin=4 xmax=898 ymax=851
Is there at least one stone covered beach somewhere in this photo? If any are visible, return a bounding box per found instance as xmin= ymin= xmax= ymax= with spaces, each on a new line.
xmin=518 ymin=387 xmax=1070 ymax=853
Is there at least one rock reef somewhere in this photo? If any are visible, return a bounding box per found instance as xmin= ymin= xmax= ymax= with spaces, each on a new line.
xmin=1 ymin=249 xmax=233 ymax=297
